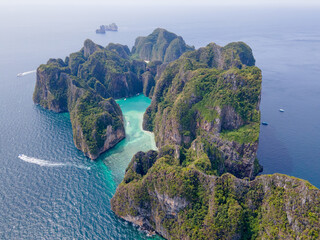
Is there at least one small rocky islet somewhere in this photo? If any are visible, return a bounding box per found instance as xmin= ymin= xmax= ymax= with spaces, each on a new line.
xmin=96 ymin=23 xmax=118 ymax=34
xmin=33 ymin=28 xmax=320 ymax=239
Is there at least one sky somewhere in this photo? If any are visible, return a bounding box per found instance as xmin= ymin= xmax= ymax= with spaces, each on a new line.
xmin=1 ymin=0 xmax=320 ymax=7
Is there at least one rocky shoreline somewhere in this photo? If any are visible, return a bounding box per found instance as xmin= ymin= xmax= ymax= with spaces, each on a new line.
xmin=33 ymin=28 xmax=320 ymax=239
xmin=33 ymin=29 xmax=192 ymax=159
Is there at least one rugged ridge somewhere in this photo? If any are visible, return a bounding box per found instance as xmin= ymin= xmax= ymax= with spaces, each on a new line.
xmin=34 ymin=58 xmax=125 ymax=159
xmin=33 ymin=29 xmax=195 ymax=159
xmin=33 ymin=30 xmax=320 ymax=239
xmin=143 ymin=42 xmax=262 ymax=179
xmin=70 ymin=91 xmax=125 ymax=159
xmin=111 ymin=36 xmax=320 ymax=239
xmin=33 ymin=29 xmax=191 ymax=159
xmin=33 ymin=41 xmax=135 ymax=159
xmin=112 ymin=149 xmax=320 ymax=239
xmin=33 ymin=59 xmax=70 ymax=112
xmin=132 ymin=28 xmax=194 ymax=63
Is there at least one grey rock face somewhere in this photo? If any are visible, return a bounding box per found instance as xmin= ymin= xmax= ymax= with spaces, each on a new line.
xmin=83 ymin=39 xmax=103 ymax=58
xmin=132 ymin=28 xmax=194 ymax=63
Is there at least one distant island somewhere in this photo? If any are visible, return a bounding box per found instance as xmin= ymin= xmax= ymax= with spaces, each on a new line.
xmin=33 ymin=28 xmax=320 ymax=239
xmin=96 ymin=23 xmax=118 ymax=34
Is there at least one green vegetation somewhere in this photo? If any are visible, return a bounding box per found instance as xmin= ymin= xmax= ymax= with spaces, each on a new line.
xmin=68 ymin=52 xmax=85 ymax=75
xmin=142 ymin=42 xmax=262 ymax=180
xmin=223 ymin=41 xmax=256 ymax=67
xmin=131 ymin=28 xmax=194 ymax=62
xmin=221 ymin=122 xmax=260 ymax=144
xmin=112 ymin=151 xmax=320 ymax=240
xmin=33 ymin=60 xmax=70 ymax=112
xmin=34 ymin=30 xmax=320 ymax=240
xmin=111 ymin=33 xmax=319 ymax=240
xmin=33 ymin=40 xmax=132 ymax=159
xmin=71 ymin=91 xmax=123 ymax=155
xmin=144 ymin=44 xmax=261 ymax=145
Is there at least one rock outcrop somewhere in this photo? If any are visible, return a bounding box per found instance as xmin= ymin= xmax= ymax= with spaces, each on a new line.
xmin=132 ymin=28 xmax=194 ymax=63
xmin=33 ymin=40 xmax=138 ymax=159
xmin=33 ymin=59 xmax=70 ymax=112
xmin=141 ymin=60 xmax=163 ymax=98
xmin=34 ymin=30 xmax=320 ymax=240
xmin=34 ymin=29 xmax=192 ymax=159
xmin=112 ymin=149 xmax=320 ymax=239
xmin=83 ymin=39 xmax=103 ymax=58
xmin=111 ymin=36 xmax=320 ymax=239
xmin=70 ymin=92 xmax=125 ymax=159
xmin=34 ymin=29 xmax=193 ymax=160
xmin=143 ymin=42 xmax=262 ymax=179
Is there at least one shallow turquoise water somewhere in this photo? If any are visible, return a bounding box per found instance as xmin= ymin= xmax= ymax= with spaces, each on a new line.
xmin=0 ymin=4 xmax=320 ymax=239
xmin=0 ymin=92 xmax=159 ymax=239
xmin=104 ymin=95 xmax=157 ymax=185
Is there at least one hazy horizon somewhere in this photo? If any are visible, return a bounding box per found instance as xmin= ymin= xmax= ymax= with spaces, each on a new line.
xmin=2 ymin=0 xmax=320 ymax=7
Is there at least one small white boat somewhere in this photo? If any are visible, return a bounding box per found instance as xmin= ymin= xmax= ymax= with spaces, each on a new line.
xmin=279 ymin=109 xmax=285 ymax=112
xmin=124 ymin=98 xmax=127 ymax=101
xmin=17 ymin=70 xmax=36 ymax=77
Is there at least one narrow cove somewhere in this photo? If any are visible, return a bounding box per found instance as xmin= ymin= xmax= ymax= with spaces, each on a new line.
xmin=103 ymin=95 xmax=157 ymax=185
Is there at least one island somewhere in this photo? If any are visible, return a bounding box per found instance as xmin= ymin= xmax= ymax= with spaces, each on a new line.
xmin=111 ymin=31 xmax=320 ymax=239
xmin=96 ymin=23 xmax=118 ymax=34
xmin=33 ymin=28 xmax=192 ymax=159
xmin=33 ymin=28 xmax=320 ymax=239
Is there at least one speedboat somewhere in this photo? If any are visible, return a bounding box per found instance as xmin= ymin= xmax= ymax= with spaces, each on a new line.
xmin=279 ymin=109 xmax=284 ymax=112
xmin=262 ymin=122 xmax=268 ymax=125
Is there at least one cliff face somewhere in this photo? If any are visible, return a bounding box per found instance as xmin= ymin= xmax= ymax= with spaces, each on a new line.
xmin=141 ymin=60 xmax=163 ymax=98
xmin=71 ymin=40 xmax=146 ymax=99
xmin=112 ymin=149 xmax=320 ymax=240
xmin=132 ymin=28 xmax=194 ymax=63
xmin=33 ymin=31 xmax=188 ymax=158
xmin=34 ymin=30 xmax=191 ymax=159
xmin=143 ymin=42 xmax=262 ymax=179
xmin=70 ymin=92 xmax=125 ymax=159
xmin=33 ymin=59 xmax=70 ymax=112
xmin=33 ymin=30 xmax=320 ymax=239
xmin=111 ymin=37 xmax=320 ymax=239
xmin=33 ymin=40 xmax=134 ymax=159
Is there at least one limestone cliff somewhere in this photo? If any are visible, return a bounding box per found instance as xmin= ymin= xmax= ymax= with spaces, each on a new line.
xmin=34 ymin=31 xmax=182 ymax=159
xmin=143 ymin=42 xmax=262 ymax=179
xmin=73 ymin=41 xmax=146 ymax=99
xmin=33 ymin=59 xmax=70 ymax=112
xmin=70 ymin=91 xmax=125 ymax=159
xmin=132 ymin=28 xmax=194 ymax=63
xmin=141 ymin=60 xmax=163 ymax=98
xmin=111 ymin=37 xmax=320 ymax=239
xmin=33 ymin=30 xmax=320 ymax=239
xmin=112 ymin=149 xmax=320 ymax=239
xmin=33 ymin=40 xmax=132 ymax=159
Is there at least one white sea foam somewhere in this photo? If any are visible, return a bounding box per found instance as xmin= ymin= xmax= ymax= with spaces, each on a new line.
xmin=17 ymin=70 xmax=36 ymax=77
xmin=18 ymin=154 xmax=90 ymax=169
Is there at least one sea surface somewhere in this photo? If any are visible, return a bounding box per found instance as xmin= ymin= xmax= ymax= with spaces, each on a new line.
xmin=0 ymin=4 xmax=319 ymax=239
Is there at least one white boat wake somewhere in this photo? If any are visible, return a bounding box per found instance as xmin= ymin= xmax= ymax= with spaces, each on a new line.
xmin=18 ymin=154 xmax=91 ymax=170
xmin=17 ymin=70 xmax=36 ymax=77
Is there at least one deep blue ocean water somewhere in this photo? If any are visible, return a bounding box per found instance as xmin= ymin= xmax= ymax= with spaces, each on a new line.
xmin=0 ymin=4 xmax=319 ymax=239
